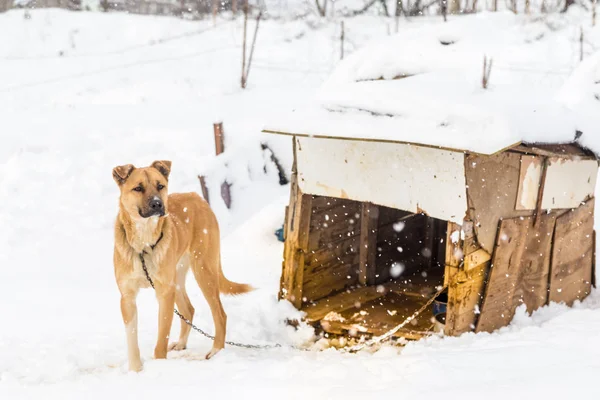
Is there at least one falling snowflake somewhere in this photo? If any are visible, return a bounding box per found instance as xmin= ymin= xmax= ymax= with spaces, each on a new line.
xmin=393 ymin=221 xmax=405 ymax=232
xmin=390 ymin=262 xmax=405 ymax=278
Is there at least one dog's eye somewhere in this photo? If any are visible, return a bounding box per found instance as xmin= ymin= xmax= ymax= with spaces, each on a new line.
xmin=157 ymin=184 xmax=165 ymax=191
xmin=132 ymin=186 xmax=143 ymax=192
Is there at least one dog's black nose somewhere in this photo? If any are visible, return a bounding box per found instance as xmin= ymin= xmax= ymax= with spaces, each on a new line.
xmin=150 ymin=199 xmax=163 ymax=211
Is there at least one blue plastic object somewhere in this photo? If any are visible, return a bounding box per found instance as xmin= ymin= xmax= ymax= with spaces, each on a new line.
xmin=275 ymin=226 xmax=285 ymax=242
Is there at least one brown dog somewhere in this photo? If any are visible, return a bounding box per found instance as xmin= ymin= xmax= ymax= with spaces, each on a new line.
xmin=112 ymin=160 xmax=251 ymax=372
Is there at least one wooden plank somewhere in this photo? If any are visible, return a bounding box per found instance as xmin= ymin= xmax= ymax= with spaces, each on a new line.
xmin=447 ymin=263 xmax=488 ymax=335
xmin=279 ymin=151 xmax=298 ymax=303
xmin=359 ymin=203 xmax=379 ymax=285
xmin=444 ymin=221 xmax=464 ymax=336
xmin=476 ymin=218 xmax=528 ymax=333
xmin=476 ymin=212 xmax=556 ymax=333
xmin=549 ymin=199 xmax=594 ymax=305
xmin=304 ymin=235 xmax=360 ymax=274
xmin=279 ymin=139 xmax=313 ymax=309
xmin=310 ymin=202 xmax=360 ymax=230
xmin=280 ymin=193 xmax=312 ymax=308
xmin=308 ymin=210 xmax=361 ymax=252
xmin=301 ymin=251 xmax=359 ymax=302
xmin=513 ymin=212 xmax=556 ymax=313
xmin=445 ymin=220 xmax=489 ymax=335
xmin=511 ymin=143 xmax=593 ymax=159
xmin=303 ymin=275 xmax=444 ymax=322
xmin=303 ymin=283 xmax=388 ymax=322
xmin=465 ymin=152 xmax=532 ymax=253
xmin=464 ymin=249 xmax=491 ymax=271
xmin=320 ymin=292 xmax=434 ymax=340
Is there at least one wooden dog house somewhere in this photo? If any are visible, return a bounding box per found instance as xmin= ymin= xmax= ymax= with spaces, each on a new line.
xmin=264 ymin=132 xmax=598 ymax=340
xmin=260 ymin=19 xmax=600 ymax=341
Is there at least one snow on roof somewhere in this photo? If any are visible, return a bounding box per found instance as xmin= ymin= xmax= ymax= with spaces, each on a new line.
xmin=264 ymin=11 xmax=600 ymax=156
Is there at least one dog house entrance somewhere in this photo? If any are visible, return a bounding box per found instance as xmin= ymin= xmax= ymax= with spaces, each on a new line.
xmin=300 ymin=196 xmax=448 ymax=340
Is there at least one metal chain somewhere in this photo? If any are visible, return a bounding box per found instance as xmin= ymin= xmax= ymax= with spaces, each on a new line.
xmin=345 ymin=283 xmax=448 ymax=353
xmin=139 ymin=252 xmax=450 ymax=353
xmin=139 ymin=252 xmax=286 ymax=350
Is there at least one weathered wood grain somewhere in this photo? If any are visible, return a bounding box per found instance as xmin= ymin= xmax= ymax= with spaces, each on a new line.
xmin=549 ymin=199 xmax=594 ymax=305
xmin=446 ymin=221 xmax=489 ymax=336
xmin=465 ymin=152 xmax=532 ymax=253
xmin=477 ymin=212 xmax=556 ymax=333
xmin=476 ymin=218 xmax=527 ymax=333
xmin=444 ymin=221 xmax=464 ymax=335
xmin=359 ymin=203 xmax=379 ymax=285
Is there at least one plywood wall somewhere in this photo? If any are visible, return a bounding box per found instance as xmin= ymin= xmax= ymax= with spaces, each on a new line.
xmin=302 ymin=196 xmax=361 ymax=303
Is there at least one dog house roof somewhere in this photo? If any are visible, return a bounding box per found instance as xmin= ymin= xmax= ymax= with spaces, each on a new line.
xmin=264 ymin=14 xmax=600 ymax=156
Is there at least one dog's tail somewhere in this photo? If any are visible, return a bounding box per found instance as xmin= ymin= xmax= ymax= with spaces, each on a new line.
xmin=219 ymin=270 xmax=254 ymax=295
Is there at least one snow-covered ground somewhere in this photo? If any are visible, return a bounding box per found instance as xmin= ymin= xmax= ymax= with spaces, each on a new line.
xmin=1 ymin=7 xmax=600 ymax=399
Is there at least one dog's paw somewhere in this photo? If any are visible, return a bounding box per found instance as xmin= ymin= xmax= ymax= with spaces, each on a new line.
xmin=205 ymin=347 xmax=222 ymax=360
xmin=129 ymin=360 xmax=143 ymax=372
xmin=168 ymin=342 xmax=187 ymax=351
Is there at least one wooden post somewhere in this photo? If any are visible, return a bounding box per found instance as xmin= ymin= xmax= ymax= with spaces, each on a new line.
xmin=593 ymin=0 xmax=597 ymax=27
xmin=443 ymin=221 xmax=463 ymax=335
xmin=280 ymin=138 xmax=312 ymax=308
xmin=213 ymin=122 xmax=225 ymax=155
xmin=232 ymin=0 xmax=237 ymax=14
xmin=359 ymin=203 xmax=379 ymax=286
xmin=198 ymin=175 xmax=210 ymax=203
xmin=340 ymin=21 xmax=345 ymax=60
xmin=446 ymin=220 xmax=489 ymax=336
xmin=212 ymin=122 xmax=231 ymax=209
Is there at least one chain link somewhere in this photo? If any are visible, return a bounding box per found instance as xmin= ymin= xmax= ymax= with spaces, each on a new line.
xmin=139 ymin=252 xmax=447 ymax=353
xmin=344 ymin=283 xmax=448 ymax=353
xmin=139 ymin=252 xmax=287 ymax=350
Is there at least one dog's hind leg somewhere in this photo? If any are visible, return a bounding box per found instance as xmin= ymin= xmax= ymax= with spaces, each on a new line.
xmin=190 ymin=249 xmax=227 ymax=359
xmin=169 ymin=254 xmax=195 ymax=352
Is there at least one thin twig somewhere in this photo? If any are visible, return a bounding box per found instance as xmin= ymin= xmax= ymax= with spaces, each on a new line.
xmin=241 ymin=0 xmax=248 ymax=88
xmin=244 ymin=11 xmax=263 ymax=87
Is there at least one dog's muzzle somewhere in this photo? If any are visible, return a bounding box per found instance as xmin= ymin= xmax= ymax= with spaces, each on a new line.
xmin=139 ymin=198 xmax=165 ymax=218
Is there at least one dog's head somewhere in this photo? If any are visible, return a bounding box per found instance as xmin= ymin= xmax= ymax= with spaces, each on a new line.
xmin=112 ymin=160 xmax=172 ymax=219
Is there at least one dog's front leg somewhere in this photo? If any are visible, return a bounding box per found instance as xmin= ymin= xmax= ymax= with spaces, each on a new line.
xmin=154 ymin=283 xmax=176 ymax=359
xmin=120 ymin=292 xmax=142 ymax=372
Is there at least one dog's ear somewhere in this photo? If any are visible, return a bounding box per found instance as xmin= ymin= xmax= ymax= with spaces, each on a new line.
xmin=112 ymin=164 xmax=135 ymax=186
xmin=151 ymin=160 xmax=172 ymax=179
